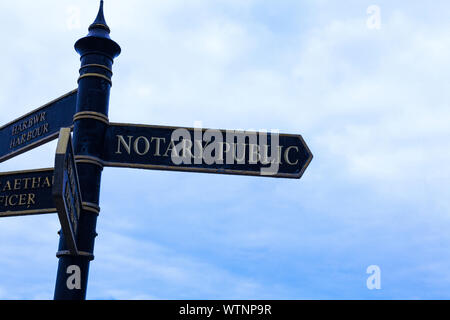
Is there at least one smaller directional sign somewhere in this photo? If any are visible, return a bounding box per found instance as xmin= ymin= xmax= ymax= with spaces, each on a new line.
xmin=103 ymin=123 xmax=313 ymax=178
xmin=0 ymin=168 xmax=55 ymax=218
xmin=0 ymin=89 xmax=77 ymax=163
xmin=53 ymin=128 xmax=82 ymax=255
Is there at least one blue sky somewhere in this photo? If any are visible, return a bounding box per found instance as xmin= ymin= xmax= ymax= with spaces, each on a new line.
xmin=0 ymin=0 xmax=450 ymax=299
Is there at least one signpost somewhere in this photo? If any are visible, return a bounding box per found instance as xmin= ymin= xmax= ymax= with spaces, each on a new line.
xmin=53 ymin=128 xmax=83 ymax=255
xmin=0 ymin=1 xmax=312 ymax=300
xmin=0 ymin=90 xmax=77 ymax=163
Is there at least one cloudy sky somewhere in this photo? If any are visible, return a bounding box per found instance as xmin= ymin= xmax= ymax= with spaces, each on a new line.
xmin=0 ymin=0 xmax=449 ymax=299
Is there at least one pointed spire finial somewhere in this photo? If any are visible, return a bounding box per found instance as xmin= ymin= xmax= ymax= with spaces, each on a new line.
xmin=88 ymin=0 xmax=111 ymax=36
xmin=75 ymin=0 xmax=121 ymax=59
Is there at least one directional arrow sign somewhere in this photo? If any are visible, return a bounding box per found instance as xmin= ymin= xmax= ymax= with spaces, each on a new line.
xmin=0 ymin=90 xmax=77 ymax=163
xmin=102 ymin=123 xmax=313 ymax=178
xmin=53 ymin=128 xmax=82 ymax=255
xmin=0 ymin=168 xmax=55 ymax=218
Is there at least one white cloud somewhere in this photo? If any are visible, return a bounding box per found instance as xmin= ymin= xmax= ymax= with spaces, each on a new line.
xmin=90 ymin=229 xmax=286 ymax=299
xmin=286 ymin=10 xmax=450 ymax=200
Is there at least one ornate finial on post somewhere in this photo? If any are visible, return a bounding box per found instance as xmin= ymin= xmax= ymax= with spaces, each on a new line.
xmin=74 ymin=0 xmax=121 ymax=60
xmin=88 ymin=0 xmax=111 ymax=36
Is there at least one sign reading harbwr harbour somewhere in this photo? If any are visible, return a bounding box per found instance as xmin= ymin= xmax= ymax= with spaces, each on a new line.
xmin=0 ymin=90 xmax=77 ymax=163
xmin=0 ymin=1 xmax=312 ymax=300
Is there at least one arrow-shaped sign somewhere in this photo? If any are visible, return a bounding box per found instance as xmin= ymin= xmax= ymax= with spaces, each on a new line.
xmin=0 ymin=90 xmax=77 ymax=163
xmin=102 ymin=123 xmax=313 ymax=179
xmin=0 ymin=128 xmax=83 ymax=255
xmin=0 ymin=168 xmax=55 ymax=218
xmin=53 ymin=128 xmax=82 ymax=255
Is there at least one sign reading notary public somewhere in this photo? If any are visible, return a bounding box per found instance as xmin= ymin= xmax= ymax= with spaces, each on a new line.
xmin=103 ymin=123 xmax=313 ymax=178
xmin=0 ymin=90 xmax=77 ymax=163
xmin=0 ymin=168 xmax=55 ymax=218
xmin=53 ymin=128 xmax=82 ymax=255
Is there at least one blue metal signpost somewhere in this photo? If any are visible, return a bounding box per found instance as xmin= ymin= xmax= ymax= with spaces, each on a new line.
xmin=0 ymin=1 xmax=312 ymax=300
xmin=53 ymin=1 xmax=121 ymax=300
